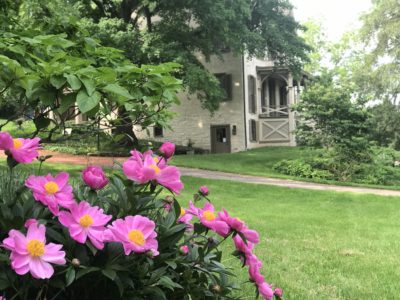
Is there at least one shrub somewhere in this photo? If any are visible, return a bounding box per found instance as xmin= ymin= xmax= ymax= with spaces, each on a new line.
xmin=0 ymin=132 xmax=282 ymax=300
xmin=273 ymin=159 xmax=334 ymax=180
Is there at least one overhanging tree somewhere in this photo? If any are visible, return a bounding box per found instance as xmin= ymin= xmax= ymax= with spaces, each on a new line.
xmin=0 ymin=3 xmax=182 ymax=144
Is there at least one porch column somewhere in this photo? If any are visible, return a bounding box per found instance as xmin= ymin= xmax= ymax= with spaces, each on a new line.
xmin=75 ymin=103 xmax=83 ymax=125
xmin=265 ymin=78 xmax=270 ymax=115
xmin=275 ymin=79 xmax=280 ymax=113
xmin=288 ymin=73 xmax=296 ymax=146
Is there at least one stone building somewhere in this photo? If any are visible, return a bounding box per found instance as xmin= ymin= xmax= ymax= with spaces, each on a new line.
xmin=134 ymin=52 xmax=305 ymax=153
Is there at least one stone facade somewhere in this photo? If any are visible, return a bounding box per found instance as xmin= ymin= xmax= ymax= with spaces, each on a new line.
xmin=135 ymin=52 xmax=247 ymax=153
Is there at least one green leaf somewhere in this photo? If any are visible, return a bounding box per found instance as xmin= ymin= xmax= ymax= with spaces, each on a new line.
xmin=101 ymin=269 xmax=117 ymax=281
xmin=39 ymin=90 xmax=56 ymax=106
xmin=76 ymin=90 xmax=101 ymax=113
xmin=58 ymin=93 xmax=76 ymax=114
xmin=64 ymin=74 xmax=82 ymax=90
xmin=103 ymin=84 xmax=133 ymax=99
xmin=80 ymin=77 xmax=96 ymax=96
xmin=50 ymin=75 xmax=66 ymax=89
xmin=33 ymin=115 xmax=51 ymax=131
xmin=76 ymin=267 xmax=100 ymax=280
xmin=65 ymin=268 xmax=75 ymax=287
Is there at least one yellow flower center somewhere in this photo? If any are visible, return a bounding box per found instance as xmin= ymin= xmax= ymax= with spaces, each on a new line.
xmin=79 ymin=214 xmax=94 ymax=228
xmin=44 ymin=181 xmax=59 ymax=194
xmin=180 ymin=207 xmax=186 ymax=217
xmin=27 ymin=239 xmax=45 ymax=257
xmin=13 ymin=139 xmax=23 ymax=149
xmin=202 ymin=210 xmax=216 ymax=221
xmin=128 ymin=230 xmax=145 ymax=246
xmin=149 ymin=164 xmax=161 ymax=175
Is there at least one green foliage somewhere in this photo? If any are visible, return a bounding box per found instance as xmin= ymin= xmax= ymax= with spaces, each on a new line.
xmin=58 ymin=0 xmax=310 ymax=111
xmin=0 ymin=5 xmax=182 ymax=142
xmin=294 ymin=72 xmax=371 ymax=159
xmin=0 ymin=162 xmax=240 ymax=299
xmin=359 ymin=0 xmax=400 ymax=103
xmin=273 ymin=159 xmax=334 ymax=180
xmin=367 ymin=100 xmax=400 ymax=149
xmin=273 ymin=146 xmax=400 ymax=185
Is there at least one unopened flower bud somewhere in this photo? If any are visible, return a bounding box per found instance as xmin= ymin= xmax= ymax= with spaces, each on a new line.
xmin=179 ymin=245 xmax=189 ymax=256
xmin=274 ymin=288 xmax=283 ymax=298
xmin=199 ymin=186 xmax=209 ymax=196
xmin=146 ymin=250 xmax=154 ymax=258
xmin=71 ymin=258 xmax=80 ymax=267
xmin=164 ymin=196 xmax=174 ymax=204
xmin=211 ymin=284 xmax=221 ymax=293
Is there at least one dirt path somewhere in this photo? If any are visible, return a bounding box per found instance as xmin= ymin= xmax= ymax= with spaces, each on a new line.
xmin=2 ymin=150 xmax=400 ymax=197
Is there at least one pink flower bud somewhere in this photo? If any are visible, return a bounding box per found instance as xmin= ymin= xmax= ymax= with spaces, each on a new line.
xmin=274 ymin=288 xmax=283 ymax=297
xmin=82 ymin=166 xmax=109 ymax=190
xmin=199 ymin=185 xmax=209 ymax=196
xmin=159 ymin=142 xmax=175 ymax=159
xmin=179 ymin=245 xmax=189 ymax=256
xmin=24 ymin=219 xmax=38 ymax=228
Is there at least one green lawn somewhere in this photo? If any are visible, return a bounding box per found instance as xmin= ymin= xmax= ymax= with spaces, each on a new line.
xmin=172 ymin=146 xmax=314 ymax=178
xmin=177 ymin=176 xmax=400 ymax=300
xmin=171 ymin=147 xmax=400 ymax=190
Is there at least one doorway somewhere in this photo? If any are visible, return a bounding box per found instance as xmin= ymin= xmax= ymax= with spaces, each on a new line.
xmin=211 ymin=125 xmax=231 ymax=153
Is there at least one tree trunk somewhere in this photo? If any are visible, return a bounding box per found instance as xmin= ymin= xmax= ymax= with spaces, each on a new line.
xmin=113 ymin=106 xmax=139 ymax=148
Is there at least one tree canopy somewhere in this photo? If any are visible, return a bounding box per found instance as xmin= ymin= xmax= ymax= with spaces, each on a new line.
xmin=21 ymin=0 xmax=310 ymax=111
xmin=0 ymin=1 xmax=182 ymax=142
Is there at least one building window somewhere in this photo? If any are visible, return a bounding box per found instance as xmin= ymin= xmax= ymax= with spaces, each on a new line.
xmin=248 ymin=76 xmax=256 ymax=114
xmin=154 ymin=125 xmax=163 ymax=137
xmin=215 ymin=73 xmax=232 ymax=101
xmin=249 ymin=119 xmax=257 ymax=142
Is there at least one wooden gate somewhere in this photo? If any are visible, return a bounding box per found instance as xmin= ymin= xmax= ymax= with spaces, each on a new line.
xmin=259 ymin=118 xmax=290 ymax=142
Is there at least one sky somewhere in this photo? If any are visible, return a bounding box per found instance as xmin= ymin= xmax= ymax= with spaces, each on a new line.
xmin=290 ymin=0 xmax=373 ymax=41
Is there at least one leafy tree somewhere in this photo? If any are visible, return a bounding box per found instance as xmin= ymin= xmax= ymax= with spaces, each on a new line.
xmin=293 ymin=71 xmax=371 ymax=168
xmin=368 ymin=100 xmax=400 ymax=149
xmin=23 ymin=0 xmax=310 ymax=111
xmin=0 ymin=3 xmax=182 ymax=144
xmin=359 ymin=0 xmax=400 ymax=104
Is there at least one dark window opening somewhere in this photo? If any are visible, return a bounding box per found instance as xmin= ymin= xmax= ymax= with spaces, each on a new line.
xmin=215 ymin=73 xmax=232 ymax=101
xmin=268 ymin=79 xmax=276 ymax=106
xmin=154 ymin=126 xmax=163 ymax=137
xmin=280 ymin=86 xmax=288 ymax=106
xmin=250 ymin=119 xmax=257 ymax=142
xmin=216 ymin=127 xmax=227 ymax=143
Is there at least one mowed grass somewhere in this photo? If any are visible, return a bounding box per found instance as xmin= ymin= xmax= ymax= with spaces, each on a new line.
xmin=171 ymin=146 xmax=317 ymax=178
xmin=177 ymin=176 xmax=400 ymax=299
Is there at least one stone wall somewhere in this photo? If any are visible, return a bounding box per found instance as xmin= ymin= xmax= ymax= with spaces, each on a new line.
xmin=135 ymin=52 xmax=247 ymax=152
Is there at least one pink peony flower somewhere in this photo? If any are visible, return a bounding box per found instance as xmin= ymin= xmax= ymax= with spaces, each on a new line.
xmin=0 ymin=132 xmax=40 ymax=164
xmin=159 ymin=142 xmax=175 ymax=159
xmin=2 ymin=223 xmax=66 ymax=279
xmin=219 ymin=209 xmax=259 ymax=244
xmin=179 ymin=245 xmax=189 ymax=256
xmin=258 ymin=282 xmax=274 ymax=300
xmin=105 ymin=215 xmax=158 ymax=256
xmin=199 ymin=186 xmax=209 ymax=196
xmin=58 ymin=201 xmax=112 ymax=250
xmin=25 ymin=172 xmax=75 ymax=216
xmin=274 ymin=288 xmax=283 ymax=298
xmin=0 ymin=296 xmax=4 ymax=300
xmin=232 ymin=234 xmax=254 ymax=256
xmin=123 ymin=150 xmax=184 ymax=194
xmin=82 ymin=166 xmax=109 ymax=190
xmin=177 ymin=207 xmax=193 ymax=224
xmin=188 ymin=201 xmax=230 ymax=236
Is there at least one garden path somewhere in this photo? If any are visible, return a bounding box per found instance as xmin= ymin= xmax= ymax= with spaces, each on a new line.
xmin=2 ymin=150 xmax=400 ymax=197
